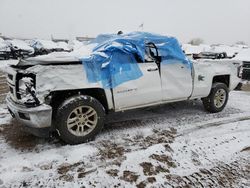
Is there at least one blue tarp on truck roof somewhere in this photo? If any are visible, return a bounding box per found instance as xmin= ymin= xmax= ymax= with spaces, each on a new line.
xmin=82 ymin=32 xmax=192 ymax=89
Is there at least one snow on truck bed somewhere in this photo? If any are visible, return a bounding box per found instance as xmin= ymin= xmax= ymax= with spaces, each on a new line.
xmin=0 ymin=62 xmax=250 ymax=187
xmin=234 ymin=48 xmax=250 ymax=61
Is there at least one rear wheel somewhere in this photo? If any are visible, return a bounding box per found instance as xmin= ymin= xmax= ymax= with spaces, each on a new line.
xmin=202 ymin=83 xmax=229 ymax=113
xmin=55 ymin=95 xmax=105 ymax=144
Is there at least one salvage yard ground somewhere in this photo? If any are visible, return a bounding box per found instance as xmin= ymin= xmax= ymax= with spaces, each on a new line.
xmin=0 ymin=60 xmax=250 ymax=187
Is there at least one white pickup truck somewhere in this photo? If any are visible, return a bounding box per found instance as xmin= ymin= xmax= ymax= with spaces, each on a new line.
xmin=6 ymin=33 xmax=241 ymax=144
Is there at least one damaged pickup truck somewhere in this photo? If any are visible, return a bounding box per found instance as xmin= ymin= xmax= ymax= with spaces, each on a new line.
xmin=6 ymin=32 xmax=242 ymax=144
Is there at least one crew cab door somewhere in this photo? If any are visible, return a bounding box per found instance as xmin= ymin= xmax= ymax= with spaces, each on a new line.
xmin=161 ymin=60 xmax=193 ymax=101
xmin=113 ymin=60 xmax=162 ymax=111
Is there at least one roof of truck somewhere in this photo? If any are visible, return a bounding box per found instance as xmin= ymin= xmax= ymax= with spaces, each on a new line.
xmin=82 ymin=32 xmax=192 ymax=88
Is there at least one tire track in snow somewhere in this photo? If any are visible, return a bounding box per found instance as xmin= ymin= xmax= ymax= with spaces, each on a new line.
xmin=177 ymin=114 xmax=250 ymax=137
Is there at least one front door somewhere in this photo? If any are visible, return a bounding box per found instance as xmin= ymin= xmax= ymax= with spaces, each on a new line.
xmin=113 ymin=62 xmax=162 ymax=111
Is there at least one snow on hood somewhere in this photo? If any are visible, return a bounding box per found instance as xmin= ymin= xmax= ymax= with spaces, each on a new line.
xmin=233 ymin=48 xmax=250 ymax=61
xmin=16 ymin=43 xmax=97 ymax=67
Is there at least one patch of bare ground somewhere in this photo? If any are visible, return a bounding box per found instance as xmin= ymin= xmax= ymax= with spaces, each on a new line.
xmin=98 ymin=142 xmax=126 ymax=159
xmin=150 ymin=154 xmax=176 ymax=168
xmin=241 ymin=146 xmax=250 ymax=152
xmin=123 ymin=128 xmax=177 ymax=150
xmin=120 ymin=170 xmax=139 ymax=183
xmin=56 ymin=161 xmax=97 ymax=181
xmin=99 ymin=128 xmax=177 ymax=185
xmin=106 ymin=169 xmax=119 ymax=177
xmin=98 ymin=128 xmax=177 ymax=166
xmin=0 ymin=120 xmax=44 ymax=151
xmin=57 ymin=162 xmax=83 ymax=175
xmin=136 ymin=177 xmax=156 ymax=188
xmin=140 ymin=162 xmax=169 ymax=176
xmin=242 ymin=83 xmax=250 ymax=91
xmin=98 ymin=141 xmax=127 ymax=167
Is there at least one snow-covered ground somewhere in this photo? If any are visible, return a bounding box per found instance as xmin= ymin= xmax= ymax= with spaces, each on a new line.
xmin=0 ymin=61 xmax=250 ymax=187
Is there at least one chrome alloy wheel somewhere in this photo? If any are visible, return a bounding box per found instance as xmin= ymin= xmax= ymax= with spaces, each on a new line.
xmin=214 ymin=89 xmax=226 ymax=108
xmin=67 ymin=106 xmax=98 ymax=136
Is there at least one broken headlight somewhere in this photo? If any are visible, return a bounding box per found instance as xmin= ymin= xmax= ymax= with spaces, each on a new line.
xmin=17 ymin=74 xmax=40 ymax=106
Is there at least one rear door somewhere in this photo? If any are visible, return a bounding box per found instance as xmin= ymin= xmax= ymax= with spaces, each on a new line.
xmin=161 ymin=59 xmax=193 ymax=101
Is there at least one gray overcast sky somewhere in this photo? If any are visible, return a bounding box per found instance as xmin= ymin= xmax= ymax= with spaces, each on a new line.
xmin=0 ymin=0 xmax=249 ymax=44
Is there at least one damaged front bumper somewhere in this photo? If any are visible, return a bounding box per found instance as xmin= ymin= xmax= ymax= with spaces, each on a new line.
xmin=6 ymin=94 xmax=53 ymax=137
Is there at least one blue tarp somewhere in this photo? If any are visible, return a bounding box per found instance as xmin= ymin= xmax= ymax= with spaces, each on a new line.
xmin=82 ymin=32 xmax=192 ymax=88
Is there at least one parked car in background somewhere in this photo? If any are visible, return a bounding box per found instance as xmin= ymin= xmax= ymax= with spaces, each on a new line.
xmin=234 ymin=49 xmax=250 ymax=81
xmin=193 ymin=52 xmax=228 ymax=60
xmin=210 ymin=44 xmax=242 ymax=58
xmin=182 ymin=43 xmax=211 ymax=58
xmin=6 ymin=39 xmax=34 ymax=59
xmin=30 ymin=39 xmax=67 ymax=56
xmin=0 ymin=38 xmax=11 ymax=60
xmin=56 ymin=41 xmax=71 ymax=52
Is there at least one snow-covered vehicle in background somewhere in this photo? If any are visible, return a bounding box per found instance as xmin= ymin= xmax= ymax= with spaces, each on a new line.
xmin=209 ymin=44 xmax=241 ymax=59
xmin=234 ymin=49 xmax=250 ymax=81
xmin=6 ymin=39 xmax=34 ymax=59
xmin=29 ymin=39 xmax=69 ymax=56
xmin=68 ymin=39 xmax=85 ymax=51
xmin=193 ymin=52 xmax=228 ymax=60
xmin=5 ymin=32 xmax=241 ymax=144
xmin=182 ymin=43 xmax=211 ymax=59
xmin=56 ymin=41 xmax=71 ymax=52
xmin=0 ymin=38 xmax=11 ymax=60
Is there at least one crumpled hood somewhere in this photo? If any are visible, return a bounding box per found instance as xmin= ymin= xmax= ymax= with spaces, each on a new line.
xmin=15 ymin=43 xmax=97 ymax=67
xmin=16 ymin=52 xmax=81 ymax=67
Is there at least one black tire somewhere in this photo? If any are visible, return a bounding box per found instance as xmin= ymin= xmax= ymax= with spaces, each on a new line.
xmin=202 ymin=83 xmax=229 ymax=113
xmin=55 ymin=95 xmax=105 ymax=144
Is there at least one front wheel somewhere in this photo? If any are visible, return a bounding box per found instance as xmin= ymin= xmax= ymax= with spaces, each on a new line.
xmin=55 ymin=95 xmax=105 ymax=144
xmin=202 ymin=83 xmax=229 ymax=113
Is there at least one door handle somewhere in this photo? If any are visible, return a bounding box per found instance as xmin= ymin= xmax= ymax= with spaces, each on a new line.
xmin=147 ymin=68 xmax=158 ymax=72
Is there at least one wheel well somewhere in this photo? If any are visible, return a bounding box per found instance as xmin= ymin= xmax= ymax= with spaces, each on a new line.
xmin=212 ymin=75 xmax=230 ymax=87
xmin=48 ymin=88 xmax=109 ymax=113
